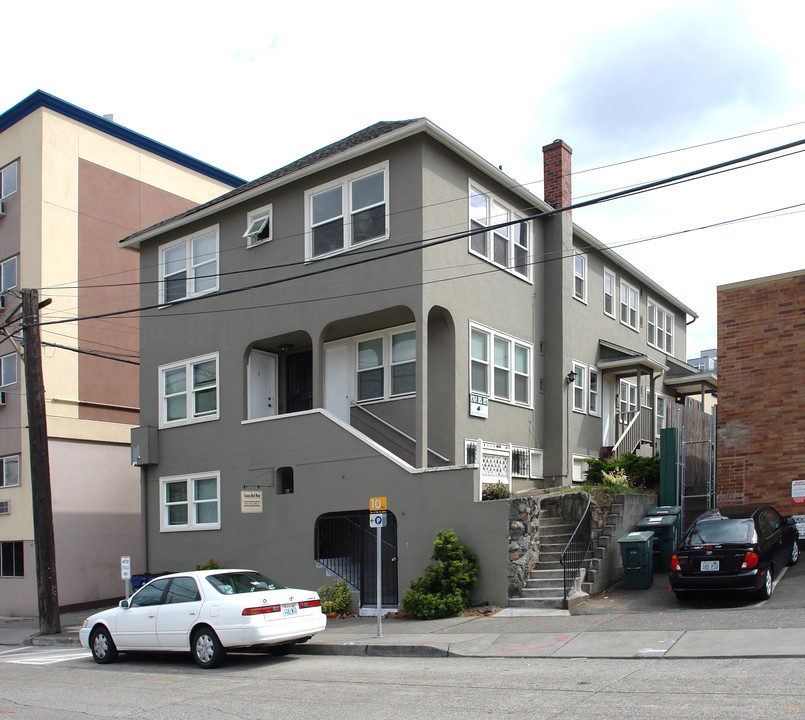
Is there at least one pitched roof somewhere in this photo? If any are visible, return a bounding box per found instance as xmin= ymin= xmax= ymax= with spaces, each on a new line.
xmin=119 ymin=119 xmax=422 ymax=247
xmin=0 ymin=90 xmax=245 ymax=188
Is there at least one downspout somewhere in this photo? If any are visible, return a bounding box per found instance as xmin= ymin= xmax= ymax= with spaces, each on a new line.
xmin=139 ymin=466 xmax=148 ymax=574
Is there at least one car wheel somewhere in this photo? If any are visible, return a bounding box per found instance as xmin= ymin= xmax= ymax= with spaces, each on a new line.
xmin=789 ymin=541 xmax=800 ymax=566
xmin=267 ymin=642 xmax=295 ymax=656
xmin=757 ymin=565 xmax=774 ymax=600
xmin=192 ymin=627 xmax=226 ymax=669
xmin=89 ymin=626 xmax=118 ymax=664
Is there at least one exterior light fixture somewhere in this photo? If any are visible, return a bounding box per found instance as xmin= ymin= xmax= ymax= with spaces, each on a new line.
xmin=566 ymin=370 xmax=576 ymax=383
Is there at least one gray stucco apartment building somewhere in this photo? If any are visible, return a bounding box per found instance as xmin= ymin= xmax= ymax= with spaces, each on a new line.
xmin=121 ymin=120 xmax=709 ymax=610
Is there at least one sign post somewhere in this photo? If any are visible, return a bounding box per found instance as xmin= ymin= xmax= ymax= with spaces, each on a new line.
xmin=121 ymin=555 xmax=131 ymax=602
xmin=369 ymin=497 xmax=387 ymax=638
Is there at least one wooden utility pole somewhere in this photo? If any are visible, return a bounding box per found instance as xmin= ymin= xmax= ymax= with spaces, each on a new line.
xmin=21 ymin=289 xmax=60 ymax=635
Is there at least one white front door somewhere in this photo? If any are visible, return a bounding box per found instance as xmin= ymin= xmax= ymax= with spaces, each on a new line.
xmin=324 ymin=344 xmax=350 ymax=423
xmin=248 ymin=350 xmax=278 ymax=419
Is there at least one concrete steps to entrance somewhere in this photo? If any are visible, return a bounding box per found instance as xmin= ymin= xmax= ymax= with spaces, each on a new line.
xmin=511 ymin=513 xmax=576 ymax=610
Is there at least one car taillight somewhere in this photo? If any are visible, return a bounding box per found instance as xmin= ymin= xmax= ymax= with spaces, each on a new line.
xmin=741 ymin=551 xmax=759 ymax=570
xmin=298 ymin=599 xmax=321 ymax=609
xmin=242 ymin=605 xmax=281 ymax=616
xmin=670 ymin=554 xmax=681 ymax=572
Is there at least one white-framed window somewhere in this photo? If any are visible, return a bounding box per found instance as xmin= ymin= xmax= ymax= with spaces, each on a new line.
xmin=619 ymin=280 xmax=639 ymax=331
xmin=243 ymin=204 xmax=272 ymax=247
xmin=1 ymin=257 xmax=17 ymax=294
xmin=572 ymin=360 xmax=586 ymax=413
xmin=1 ymin=353 xmax=17 ymax=387
xmin=470 ymin=322 xmax=532 ymax=406
xmin=1 ymin=161 xmax=18 ymax=200
xmin=468 ymin=184 xmax=530 ymax=280
xmin=0 ymin=540 xmax=23 ymax=577
xmin=306 ymin=162 xmax=388 ymax=260
xmin=159 ymin=353 xmax=219 ymax=428
xmin=603 ymin=268 xmax=616 ymax=319
xmin=0 ymin=456 xmax=19 ymax=488
xmin=356 ymin=326 xmax=415 ymax=402
xmin=159 ymin=226 xmax=219 ymax=304
xmin=655 ymin=394 xmax=667 ymax=437
xmin=589 ymin=367 xmax=600 ymax=416
xmin=619 ymin=379 xmax=638 ymax=415
xmin=647 ymin=299 xmax=674 ymax=354
xmin=572 ymin=455 xmax=590 ymax=484
xmin=573 ymin=253 xmax=586 ymax=302
xmin=160 ymin=472 xmax=220 ymax=532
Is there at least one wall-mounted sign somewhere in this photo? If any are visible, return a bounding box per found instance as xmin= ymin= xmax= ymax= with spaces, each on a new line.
xmin=241 ymin=490 xmax=264 ymax=513
xmin=792 ymin=480 xmax=805 ymax=505
xmin=470 ymin=393 xmax=488 ymax=418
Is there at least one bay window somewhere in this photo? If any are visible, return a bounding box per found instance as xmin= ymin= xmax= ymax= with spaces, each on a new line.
xmin=647 ymin=299 xmax=674 ymax=354
xmin=468 ymin=184 xmax=530 ymax=280
xmin=470 ymin=323 xmax=532 ymax=406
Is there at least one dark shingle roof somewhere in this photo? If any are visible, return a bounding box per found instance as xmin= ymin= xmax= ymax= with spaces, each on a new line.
xmin=120 ymin=119 xmax=423 ymax=246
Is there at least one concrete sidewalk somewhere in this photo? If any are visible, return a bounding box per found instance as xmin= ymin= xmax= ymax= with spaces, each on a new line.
xmin=5 ymin=568 xmax=805 ymax=660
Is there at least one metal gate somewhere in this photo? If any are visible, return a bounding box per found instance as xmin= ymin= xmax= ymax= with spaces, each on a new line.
xmin=314 ymin=510 xmax=398 ymax=608
xmin=676 ymin=406 xmax=717 ymax=531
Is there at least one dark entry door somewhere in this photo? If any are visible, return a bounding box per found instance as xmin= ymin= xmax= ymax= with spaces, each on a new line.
xmin=315 ymin=510 xmax=398 ymax=608
xmin=285 ymin=351 xmax=312 ymax=413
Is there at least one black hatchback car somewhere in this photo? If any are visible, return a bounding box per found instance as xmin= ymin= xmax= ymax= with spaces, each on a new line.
xmin=670 ymin=506 xmax=799 ymax=600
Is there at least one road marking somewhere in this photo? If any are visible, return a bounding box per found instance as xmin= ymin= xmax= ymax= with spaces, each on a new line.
xmin=1 ymin=648 xmax=90 ymax=665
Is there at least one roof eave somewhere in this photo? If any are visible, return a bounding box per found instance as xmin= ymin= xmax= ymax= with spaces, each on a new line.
xmin=119 ymin=118 xmax=553 ymax=250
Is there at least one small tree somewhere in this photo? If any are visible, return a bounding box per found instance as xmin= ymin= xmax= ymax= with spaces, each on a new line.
xmin=402 ymin=529 xmax=479 ymax=620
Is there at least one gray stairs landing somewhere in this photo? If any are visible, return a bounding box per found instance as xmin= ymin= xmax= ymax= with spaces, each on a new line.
xmin=509 ymin=513 xmax=576 ymax=610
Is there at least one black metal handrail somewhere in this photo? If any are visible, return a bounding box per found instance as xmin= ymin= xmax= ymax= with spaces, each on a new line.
xmin=559 ymin=494 xmax=592 ymax=609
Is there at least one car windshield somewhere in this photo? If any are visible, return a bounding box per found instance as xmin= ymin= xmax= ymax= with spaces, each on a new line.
xmin=686 ymin=518 xmax=755 ymax=545
xmin=206 ymin=571 xmax=286 ymax=595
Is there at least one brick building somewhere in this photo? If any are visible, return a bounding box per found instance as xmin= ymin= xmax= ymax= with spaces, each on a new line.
xmin=716 ymin=269 xmax=805 ymax=509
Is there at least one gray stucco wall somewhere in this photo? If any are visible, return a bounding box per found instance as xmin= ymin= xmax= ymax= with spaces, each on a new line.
xmin=141 ymin=411 xmax=511 ymax=607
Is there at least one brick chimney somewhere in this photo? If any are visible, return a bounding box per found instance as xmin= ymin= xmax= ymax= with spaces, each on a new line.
xmin=542 ymin=139 xmax=572 ymax=210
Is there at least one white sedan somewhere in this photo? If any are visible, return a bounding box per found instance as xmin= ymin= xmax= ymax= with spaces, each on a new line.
xmin=79 ymin=569 xmax=327 ymax=668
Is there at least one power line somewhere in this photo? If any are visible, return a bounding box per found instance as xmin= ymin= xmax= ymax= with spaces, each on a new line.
xmin=36 ymin=124 xmax=805 ymax=295
xmin=32 ymin=134 xmax=805 ymax=329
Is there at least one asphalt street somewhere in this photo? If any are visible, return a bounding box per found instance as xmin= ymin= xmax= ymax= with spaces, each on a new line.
xmin=3 ymin=560 xmax=805 ymax=660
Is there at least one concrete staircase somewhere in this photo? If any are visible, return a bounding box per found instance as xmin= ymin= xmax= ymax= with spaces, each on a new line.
xmin=581 ymin=502 xmax=623 ymax=595
xmin=509 ymin=512 xmax=576 ymax=610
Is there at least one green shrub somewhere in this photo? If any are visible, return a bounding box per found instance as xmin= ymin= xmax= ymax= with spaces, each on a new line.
xmin=482 ymin=482 xmax=512 ymax=500
xmin=317 ymin=580 xmax=352 ymax=615
xmin=195 ymin=559 xmax=223 ymax=570
xmin=402 ymin=529 xmax=479 ymax=620
xmin=585 ymin=452 xmax=659 ymax=491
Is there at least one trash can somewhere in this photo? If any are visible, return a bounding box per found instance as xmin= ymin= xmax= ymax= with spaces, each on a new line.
xmin=649 ymin=505 xmax=683 ymax=540
xmin=618 ymin=531 xmax=654 ymax=589
xmin=637 ymin=514 xmax=678 ymax=573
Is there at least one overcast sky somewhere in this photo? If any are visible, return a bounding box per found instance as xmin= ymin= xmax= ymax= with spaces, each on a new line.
xmin=5 ymin=0 xmax=804 ymax=358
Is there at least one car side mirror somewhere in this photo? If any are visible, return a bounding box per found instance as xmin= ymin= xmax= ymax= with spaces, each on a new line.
xmin=119 ymin=599 xmax=129 ymax=609
xmin=786 ymin=517 xmax=796 ymax=525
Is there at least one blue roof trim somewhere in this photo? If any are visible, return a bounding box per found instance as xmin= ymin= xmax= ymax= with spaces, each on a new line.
xmin=0 ymin=90 xmax=246 ymax=188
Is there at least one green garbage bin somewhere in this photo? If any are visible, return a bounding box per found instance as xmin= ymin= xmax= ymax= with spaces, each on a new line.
xmin=637 ymin=514 xmax=678 ymax=573
xmin=618 ymin=531 xmax=654 ymax=589
xmin=649 ymin=505 xmax=683 ymax=540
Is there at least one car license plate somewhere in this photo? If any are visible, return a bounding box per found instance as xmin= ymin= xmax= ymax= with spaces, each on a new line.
xmin=701 ymin=560 xmax=719 ymax=572
xmin=282 ymin=603 xmax=298 ymax=616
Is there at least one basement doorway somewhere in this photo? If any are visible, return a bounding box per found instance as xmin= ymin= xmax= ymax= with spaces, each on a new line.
xmin=314 ymin=509 xmax=398 ymax=609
